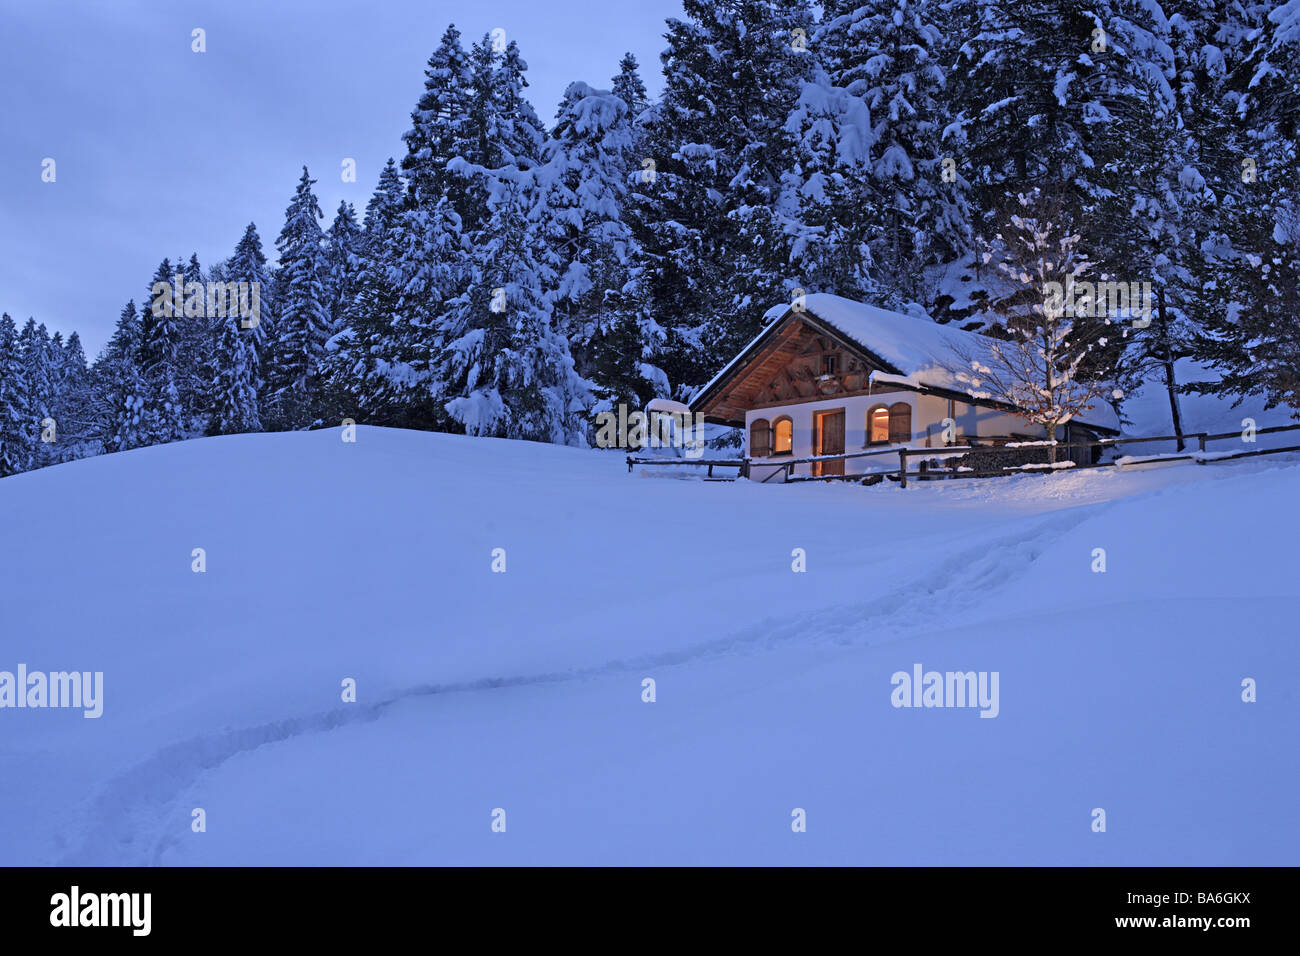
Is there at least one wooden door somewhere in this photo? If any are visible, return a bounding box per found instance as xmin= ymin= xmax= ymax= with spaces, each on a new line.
xmin=815 ymin=409 xmax=845 ymax=476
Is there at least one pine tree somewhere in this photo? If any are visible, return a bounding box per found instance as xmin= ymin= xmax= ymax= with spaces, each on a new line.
xmin=537 ymin=81 xmax=656 ymax=407
xmin=19 ymin=320 xmax=56 ymax=468
xmin=439 ymin=168 xmax=591 ymax=444
xmin=96 ymin=301 xmax=149 ymax=454
xmin=208 ymin=223 xmax=271 ymax=434
xmin=178 ymin=252 xmax=213 ymax=429
xmin=773 ymin=62 xmax=878 ymax=302
xmin=210 ymin=306 xmax=263 ymax=435
xmin=611 ymin=52 xmax=650 ymax=118
xmin=1095 ymin=5 xmax=1199 ymax=442
xmin=52 ymin=330 xmax=92 ymax=459
xmin=635 ymin=0 xmax=818 ymax=388
xmin=364 ymin=158 xmax=406 ymax=236
xmin=267 ymin=168 xmax=330 ymax=428
xmin=947 ymin=0 xmax=1134 ymax=324
xmin=0 ymin=313 xmax=33 ymax=476
xmin=139 ymin=257 xmax=186 ymax=443
xmin=488 ymin=38 xmax=546 ymax=171
xmin=1182 ymin=1 xmax=1300 ymax=414
xmin=326 ymin=200 xmax=364 ymax=331
xmin=380 ymin=197 xmax=465 ymax=422
xmin=819 ymin=0 xmax=971 ymax=305
xmin=401 ymin=24 xmax=474 ymax=211
xmin=323 ymin=160 xmax=409 ymax=425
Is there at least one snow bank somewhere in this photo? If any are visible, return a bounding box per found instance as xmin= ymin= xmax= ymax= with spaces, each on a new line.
xmin=1 ymin=428 xmax=1295 ymax=864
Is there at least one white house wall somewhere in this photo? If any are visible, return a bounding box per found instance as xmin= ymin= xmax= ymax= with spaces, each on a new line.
xmin=744 ymin=391 xmax=1047 ymax=480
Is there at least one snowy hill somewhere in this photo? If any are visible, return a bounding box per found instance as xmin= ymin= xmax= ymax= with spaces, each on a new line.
xmin=1 ymin=427 xmax=1297 ymax=865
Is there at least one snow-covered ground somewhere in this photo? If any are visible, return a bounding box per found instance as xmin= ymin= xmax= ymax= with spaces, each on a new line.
xmin=1 ymin=426 xmax=1297 ymax=865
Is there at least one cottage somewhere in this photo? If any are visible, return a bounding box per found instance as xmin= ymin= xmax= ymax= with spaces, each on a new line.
xmin=689 ymin=294 xmax=1120 ymax=481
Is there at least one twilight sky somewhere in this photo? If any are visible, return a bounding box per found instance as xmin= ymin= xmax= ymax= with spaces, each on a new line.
xmin=0 ymin=0 xmax=675 ymax=356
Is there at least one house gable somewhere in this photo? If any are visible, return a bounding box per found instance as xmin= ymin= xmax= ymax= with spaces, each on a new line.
xmin=693 ymin=312 xmax=900 ymax=426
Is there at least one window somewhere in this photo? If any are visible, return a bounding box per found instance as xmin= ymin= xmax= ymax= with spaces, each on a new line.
xmin=822 ymin=354 xmax=839 ymax=376
xmin=772 ymin=417 xmax=793 ymax=455
xmin=888 ymin=402 xmax=912 ymax=443
xmin=868 ymin=405 xmax=890 ymax=444
xmin=750 ymin=418 xmax=771 ymax=458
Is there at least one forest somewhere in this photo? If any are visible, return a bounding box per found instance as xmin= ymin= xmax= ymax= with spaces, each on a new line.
xmin=1 ymin=0 xmax=1297 ymax=476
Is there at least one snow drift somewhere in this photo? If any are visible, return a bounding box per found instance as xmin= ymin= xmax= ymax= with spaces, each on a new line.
xmin=0 ymin=427 xmax=1296 ymax=864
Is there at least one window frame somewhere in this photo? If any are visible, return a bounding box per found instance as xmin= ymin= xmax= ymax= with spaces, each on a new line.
xmin=866 ymin=404 xmax=891 ymax=445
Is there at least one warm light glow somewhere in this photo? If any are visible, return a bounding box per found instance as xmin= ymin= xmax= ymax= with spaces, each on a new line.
xmin=774 ymin=418 xmax=793 ymax=454
xmin=869 ymin=407 xmax=890 ymax=443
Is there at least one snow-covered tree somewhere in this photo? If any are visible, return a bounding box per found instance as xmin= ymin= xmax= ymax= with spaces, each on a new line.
xmin=96 ymin=301 xmax=150 ymax=454
xmin=819 ymin=0 xmax=970 ymax=304
xmin=19 ymin=320 xmax=57 ymax=468
xmin=1184 ymin=1 xmax=1300 ymax=415
xmin=322 ymin=160 xmax=409 ymax=425
xmin=207 ymin=223 xmax=271 ymax=434
xmin=611 ymin=52 xmax=650 ymax=118
xmin=634 ymin=0 xmax=818 ymax=386
xmin=773 ymin=65 xmax=878 ymax=303
xmin=51 ymin=330 xmax=93 ymax=460
xmin=326 ymin=200 xmax=364 ymax=332
xmin=439 ymin=167 xmax=591 ymax=444
xmin=401 ymin=24 xmax=474 ymax=211
xmin=536 ymin=81 xmax=658 ymax=407
xmin=0 ymin=313 xmax=33 ymax=476
xmin=267 ymin=167 xmax=330 ymax=428
xmin=138 ymin=257 xmax=186 ymax=444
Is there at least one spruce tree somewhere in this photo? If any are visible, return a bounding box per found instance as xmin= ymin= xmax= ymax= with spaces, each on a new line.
xmin=537 ymin=81 xmax=656 ymax=407
xmin=0 ymin=313 xmax=33 ymax=476
xmin=611 ymin=52 xmax=650 ymax=118
xmin=19 ymin=320 xmax=56 ymax=468
xmin=97 ymin=301 xmax=149 ymax=454
xmin=53 ymin=330 xmax=92 ymax=459
xmin=819 ymin=0 xmax=970 ymax=305
xmin=635 ymin=0 xmax=817 ymax=387
xmin=439 ymin=168 xmax=591 ymax=444
xmin=267 ymin=168 xmax=330 ymax=428
xmin=324 ymin=160 xmax=409 ymax=425
xmin=401 ymin=24 xmax=474 ymax=210
xmin=208 ymin=223 xmax=272 ymax=434
xmin=326 ymin=200 xmax=364 ymax=332
xmin=139 ymin=257 xmax=186 ymax=443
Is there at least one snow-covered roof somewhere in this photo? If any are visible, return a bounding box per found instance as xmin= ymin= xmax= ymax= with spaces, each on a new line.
xmin=693 ymin=293 xmax=1121 ymax=432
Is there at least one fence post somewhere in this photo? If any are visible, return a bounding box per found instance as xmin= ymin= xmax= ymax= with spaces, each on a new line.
xmin=899 ymin=449 xmax=908 ymax=489
xmin=1197 ymin=433 xmax=1207 ymax=453
xmin=626 ymin=455 xmax=633 ymax=474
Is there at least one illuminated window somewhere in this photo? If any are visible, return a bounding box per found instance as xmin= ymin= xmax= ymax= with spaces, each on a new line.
xmin=868 ymin=405 xmax=890 ymax=444
xmin=750 ymin=418 xmax=771 ymax=457
xmin=773 ymin=417 xmax=793 ymax=455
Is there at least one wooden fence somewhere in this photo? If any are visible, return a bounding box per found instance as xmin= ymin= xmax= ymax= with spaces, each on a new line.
xmin=626 ymin=422 xmax=1300 ymax=488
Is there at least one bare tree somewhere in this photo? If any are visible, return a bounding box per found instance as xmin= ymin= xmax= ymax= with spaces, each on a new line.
xmin=953 ymin=188 xmax=1118 ymax=464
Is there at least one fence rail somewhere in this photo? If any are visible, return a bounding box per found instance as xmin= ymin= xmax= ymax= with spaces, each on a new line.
xmin=626 ymin=421 xmax=1300 ymax=487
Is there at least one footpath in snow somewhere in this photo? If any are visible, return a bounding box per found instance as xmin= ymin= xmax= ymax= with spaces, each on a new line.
xmin=0 ymin=426 xmax=1295 ymax=864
